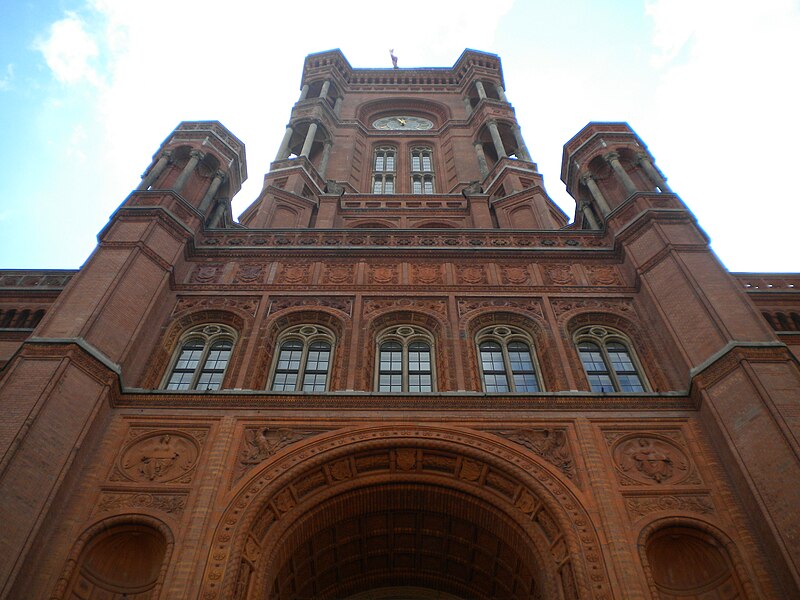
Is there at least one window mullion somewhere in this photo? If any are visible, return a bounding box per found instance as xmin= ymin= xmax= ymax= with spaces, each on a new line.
xmin=297 ymin=344 xmax=310 ymax=391
xmin=500 ymin=343 xmax=515 ymax=392
xmin=191 ymin=341 xmax=210 ymax=390
xmin=601 ymin=344 xmax=621 ymax=392
xmin=402 ymin=343 xmax=409 ymax=392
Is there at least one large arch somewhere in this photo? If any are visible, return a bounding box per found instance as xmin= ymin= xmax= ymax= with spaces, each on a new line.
xmin=199 ymin=425 xmax=613 ymax=599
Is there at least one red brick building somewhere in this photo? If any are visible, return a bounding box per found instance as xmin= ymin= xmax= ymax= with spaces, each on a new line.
xmin=1 ymin=49 xmax=799 ymax=599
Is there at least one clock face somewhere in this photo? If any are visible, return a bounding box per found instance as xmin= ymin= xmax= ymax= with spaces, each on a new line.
xmin=372 ymin=116 xmax=434 ymax=131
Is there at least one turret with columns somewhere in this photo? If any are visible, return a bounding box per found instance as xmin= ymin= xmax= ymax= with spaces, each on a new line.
xmin=561 ymin=122 xmax=671 ymax=223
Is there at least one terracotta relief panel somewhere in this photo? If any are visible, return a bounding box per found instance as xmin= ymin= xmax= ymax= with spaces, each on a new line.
xmin=268 ymin=296 xmax=353 ymax=316
xmin=362 ymin=297 xmax=448 ymax=318
xmin=624 ymin=493 xmax=715 ymax=521
xmin=94 ymin=490 xmax=189 ymax=516
xmin=190 ymin=263 xmax=225 ymax=284
xmin=604 ymin=430 xmax=702 ymax=487
xmin=367 ymin=264 xmax=399 ymax=285
xmin=543 ymin=264 xmax=575 ymax=286
xmin=109 ymin=427 xmax=208 ymax=485
xmin=232 ymin=263 xmax=268 ymax=285
xmin=411 ymin=264 xmax=443 ymax=286
xmin=234 ymin=426 xmax=329 ymax=485
xmin=585 ymin=265 xmax=623 ymax=286
xmin=456 ymin=265 xmax=487 ymax=285
xmin=321 ymin=263 xmax=355 ymax=285
xmin=173 ymin=296 xmax=260 ymax=317
xmin=275 ymin=262 xmax=312 ymax=285
xmin=499 ymin=265 xmax=531 ymax=285
xmin=487 ymin=428 xmax=576 ymax=480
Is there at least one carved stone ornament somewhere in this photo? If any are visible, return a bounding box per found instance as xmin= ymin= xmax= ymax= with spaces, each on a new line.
xmin=624 ymin=494 xmax=714 ymax=520
xmin=233 ymin=264 xmax=265 ymax=284
xmin=585 ymin=265 xmax=622 ymax=286
xmin=191 ymin=264 xmax=223 ymax=284
xmin=235 ymin=427 xmax=326 ymax=484
xmin=95 ymin=491 xmax=188 ymax=516
xmin=490 ymin=428 xmax=576 ymax=479
xmin=500 ymin=266 xmax=530 ymax=285
xmin=277 ymin=263 xmax=311 ymax=284
xmin=457 ymin=266 xmax=486 ymax=285
xmin=173 ymin=296 xmax=259 ymax=317
xmin=116 ymin=431 xmax=200 ymax=484
xmin=544 ymin=264 xmax=575 ymax=286
xmin=322 ymin=264 xmax=353 ymax=284
xmin=413 ymin=264 xmax=442 ymax=285
xmin=268 ymin=296 xmax=353 ymax=316
xmin=368 ymin=265 xmax=399 ymax=285
xmin=612 ymin=435 xmax=690 ymax=485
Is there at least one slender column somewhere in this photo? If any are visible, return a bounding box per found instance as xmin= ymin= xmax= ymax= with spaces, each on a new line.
xmin=275 ymin=125 xmax=294 ymax=160
xmin=638 ymin=154 xmax=671 ymax=192
xmin=474 ymin=80 xmax=487 ymax=100
xmin=199 ymin=170 xmax=226 ymax=213
xmin=463 ymin=96 xmax=472 ymax=117
xmin=137 ymin=151 xmax=172 ymax=190
xmin=318 ymin=140 xmax=333 ymax=178
xmin=579 ymin=200 xmax=600 ymax=229
xmin=333 ymin=96 xmax=343 ymax=116
xmin=495 ymin=83 xmax=508 ymax=103
xmin=473 ymin=142 xmax=489 ymax=178
xmin=173 ymin=150 xmax=203 ymax=195
xmin=581 ymin=174 xmax=612 ymax=216
xmin=604 ymin=152 xmax=638 ymax=197
xmin=320 ymin=80 xmax=331 ymax=100
xmin=209 ymin=198 xmax=228 ymax=227
xmin=298 ymin=84 xmax=309 ymax=101
xmin=511 ymin=125 xmax=531 ymax=161
xmin=300 ymin=122 xmax=318 ymax=158
xmin=487 ymin=120 xmax=507 ymax=159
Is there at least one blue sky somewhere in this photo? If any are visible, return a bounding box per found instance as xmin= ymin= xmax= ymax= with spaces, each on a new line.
xmin=1 ymin=0 xmax=798 ymax=272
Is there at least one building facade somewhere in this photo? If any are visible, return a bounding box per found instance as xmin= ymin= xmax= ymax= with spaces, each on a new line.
xmin=1 ymin=49 xmax=799 ymax=599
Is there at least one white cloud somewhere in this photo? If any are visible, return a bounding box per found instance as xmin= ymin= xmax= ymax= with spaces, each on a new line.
xmin=35 ymin=12 xmax=100 ymax=85
xmin=0 ymin=64 xmax=13 ymax=90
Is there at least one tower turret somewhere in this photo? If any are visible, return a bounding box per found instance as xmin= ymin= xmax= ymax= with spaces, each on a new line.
xmin=561 ymin=122 xmax=671 ymax=227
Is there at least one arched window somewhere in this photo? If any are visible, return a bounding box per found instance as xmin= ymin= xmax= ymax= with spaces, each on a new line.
xmin=574 ymin=326 xmax=646 ymax=392
xmin=164 ymin=324 xmax=236 ymax=391
xmin=270 ymin=325 xmax=335 ymax=392
xmin=372 ymin=146 xmax=396 ymax=193
xmin=376 ymin=325 xmax=434 ymax=392
xmin=476 ymin=326 xmax=542 ymax=392
xmin=411 ymin=147 xmax=435 ymax=193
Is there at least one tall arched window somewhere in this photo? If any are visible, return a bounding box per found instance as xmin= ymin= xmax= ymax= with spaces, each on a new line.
xmin=376 ymin=325 xmax=434 ymax=392
xmin=372 ymin=146 xmax=396 ymax=193
xmin=270 ymin=325 xmax=335 ymax=392
xmin=411 ymin=147 xmax=435 ymax=193
xmin=476 ymin=326 xmax=542 ymax=392
xmin=574 ymin=326 xmax=646 ymax=392
xmin=164 ymin=324 xmax=236 ymax=390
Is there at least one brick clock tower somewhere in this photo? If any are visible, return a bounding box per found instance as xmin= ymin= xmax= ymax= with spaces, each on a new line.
xmin=1 ymin=49 xmax=799 ymax=599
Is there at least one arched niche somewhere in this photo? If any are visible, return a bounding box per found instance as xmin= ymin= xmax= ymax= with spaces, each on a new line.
xmin=200 ymin=425 xmax=612 ymax=600
xmin=54 ymin=517 xmax=173 ymax=600
xmin=640 ymin=523 xmax=753 ymax=599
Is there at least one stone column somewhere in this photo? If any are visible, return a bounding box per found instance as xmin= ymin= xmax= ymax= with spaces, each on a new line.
xmin=638 ymin=154 xmax=671 ymax=192
xmin=475 ymin=80 xmax=487 ymax=100
xmin=209 ymin=198 xmax=228 ymax=227
xmin=463 ymin=97 xmax=473 ymax=117
xmin=318 ymin=140 xmax=333 ymax=178
xmin=300 ymin=122 xmax=318 ymax=158
xmin=581 ymin=174 xmax=612 ymax=216
xmin=487 ymin=120 xmax=507 ymax=159
xmin=275 ymin=125 xmax=294 ymax=160
xmin=579 ymin=201 xmax=600 ymax=229
xmin=512 ymin=125 xmax=531 ymax=161
xmin=199 ymin=170 xmax=226 ymax=213
xmin=173 ymin=149 xmax=203 ymax=195
xmin=495 ymin=83 xmax=508 ymax=103
xmin=473 ymin=142 xmax=490 ymax=178
xmin=320 ymin=80 xmax=331 ymax=100
xmin=605 ymin=152 xmax=638 ymax=197
xmin=137 ymin=151 xmax=172 ymax=190
xmin=333 ymin=96 xmax=343 ymax=116
xmin=299 ymin=84 xmax=309 ymax=101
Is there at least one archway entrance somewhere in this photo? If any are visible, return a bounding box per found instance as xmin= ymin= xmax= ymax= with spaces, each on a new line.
xmin=201 ymin=426 xmax=610 ymax=600
xmin=269 ymin=483 xmax=544 ymax=599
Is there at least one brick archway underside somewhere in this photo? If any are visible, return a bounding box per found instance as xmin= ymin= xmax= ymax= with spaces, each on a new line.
xmin=267 ymin=483 xmax=545 ymax=599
